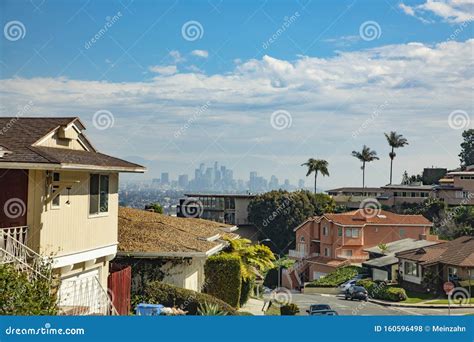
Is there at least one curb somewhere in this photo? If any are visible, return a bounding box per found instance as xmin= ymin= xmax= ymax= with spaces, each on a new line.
xmin=368 ymin=298 xmax=473 ymax=309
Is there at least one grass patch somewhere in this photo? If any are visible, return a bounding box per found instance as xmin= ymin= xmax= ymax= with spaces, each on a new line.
xmin=402 ymin=290 xmax=437 ymax=304
xmin=427 ymin=298 xmax=474 ymax=305
xmin=264 ymin=305 xmax=281 ymax=316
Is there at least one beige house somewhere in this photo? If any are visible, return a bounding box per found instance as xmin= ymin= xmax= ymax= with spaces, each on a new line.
xmin=116 ymin=207 xmax=238 ymax=292
xmin=0 ymin=117 xmax=145 ymax=314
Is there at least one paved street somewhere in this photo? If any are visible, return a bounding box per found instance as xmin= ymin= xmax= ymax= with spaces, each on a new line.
xmin=290 ymin=293 xmax=474 ymax=316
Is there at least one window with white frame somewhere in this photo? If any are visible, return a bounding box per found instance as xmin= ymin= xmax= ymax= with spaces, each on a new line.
xmin=89 ymin=174 xmax=109 ymax=215
xmin=404 ymin=261 xmax=418 ymax=276
xmin=342 ymin=249 xmax=352 ymax=257
xmin=324 ymin=247 xmax=331 ymax=257
xmin=345 ymin=228 xmax=359 ymax=238
xmin=323 ymin=226 xmax=329 ymax=236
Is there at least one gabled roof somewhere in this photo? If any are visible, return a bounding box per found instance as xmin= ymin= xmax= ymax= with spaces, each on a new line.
xmin=323 ymin=209 xmax=431 ymax=226
xmin=326 ymin=187 xmax=383 ymax=193
xmin=396 ymin=236 xmax=474 ymax=267
xmin=364 ymin=238 xmax=441 ymax=255
xmin=117 ymin=207 xmax=239 ymax=257
xmin=0 ymin=117 xmax=145 ymax=172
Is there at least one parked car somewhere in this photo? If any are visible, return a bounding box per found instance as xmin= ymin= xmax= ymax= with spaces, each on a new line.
xmin=306 ymin=304 xmax=332 ymax=315
xmin=345 ymin=286 xmax=368 ymax=301
xmin=338 ymin=279 xmax=357 ymax=293
xmin=310 ymin=310 xmax=339 ymax=316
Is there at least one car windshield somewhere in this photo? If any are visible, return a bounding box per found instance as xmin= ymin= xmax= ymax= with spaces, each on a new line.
xmin=353 ymin=286 xmax=366 ymax=292
xmin=310 ymin=305 xmax=330 ymax=311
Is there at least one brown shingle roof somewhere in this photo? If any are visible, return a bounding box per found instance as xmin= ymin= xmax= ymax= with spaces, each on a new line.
xmin=118 ymin=207 xmax=238 ymax=256
xmin=0 ymin=117 xmax=145 ymax=172
xmin=396 ymin=236 xmax=474 ymax=267
xmin=322 ymin=209 xmax=432 ymax=226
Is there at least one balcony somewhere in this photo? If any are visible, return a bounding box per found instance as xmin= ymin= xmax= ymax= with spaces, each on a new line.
xmin=288 ymin=249 xmax=307 ymax=259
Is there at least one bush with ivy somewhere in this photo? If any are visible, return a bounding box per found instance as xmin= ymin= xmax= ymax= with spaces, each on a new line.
xmin=135 ymin=281 xmax=237 ymax=315
xmin=306 ymin=266 xmax=361 ymax=287
xmin=204 ymin=254 xmax=242 ymax=308
xmin=0 ymin=263 xmax=57 ymax=315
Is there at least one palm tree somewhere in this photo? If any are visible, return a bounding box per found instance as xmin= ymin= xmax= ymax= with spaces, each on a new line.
xmin=384 ymin=131 xmax=409 ymax=185
xmin=351 ymin=145 xmax=379 ymax=188
xmin=301 ymin=158 xmax=329 ymax=194
xmin=225 ymin=238 xmax=275 ymax=279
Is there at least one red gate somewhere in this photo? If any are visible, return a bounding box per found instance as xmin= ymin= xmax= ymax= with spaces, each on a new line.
xmin=108 ymin=263 xmax=131 ymax=315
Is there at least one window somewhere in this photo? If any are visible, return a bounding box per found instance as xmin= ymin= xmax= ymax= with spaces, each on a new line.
xmin=338 ymin=227 xmax=342 ymax=237
xmin=89 ymin=174 xmax=109 ymax=215
xmin=51 ymin=172 xmax=60 ymax=208
xmin=399 ymin=229 xmax=405 ymax=238
xmin=323 ymin=226 xmax=329 ymax=236
xmin=448 ymin=267 xmax=458 ymax=280
xmin=404 ymin=261 xmax=418 ymax=276
xmin=300 ymin=236 xmax=305 ymax=242
xmin=324 ymin=247 xmax=331 ymax=257
xmin=345 ymin=228 xmax=359 ymax=238
xmin=342 ymin=250 xmax=352 ymax=257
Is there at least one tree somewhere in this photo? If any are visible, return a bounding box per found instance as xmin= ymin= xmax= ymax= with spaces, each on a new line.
xmin=146 ymin=202 xmax=163 ymax=214
xmin=384 ymin=131 xmax=409 ymax=185
xmin=247 ymin=190 xmax=335 ymax=252
xmin=301 ymin=158 xmax=329 ymax=194
xmin=351 ymin=145 xmax=379 ymax=188
xmin=459 ymin=129 xmax=474 ymax=168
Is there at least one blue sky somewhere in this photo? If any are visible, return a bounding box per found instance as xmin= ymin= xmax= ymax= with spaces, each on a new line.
xmin=0 ymin=0 xmax=473 ymax=188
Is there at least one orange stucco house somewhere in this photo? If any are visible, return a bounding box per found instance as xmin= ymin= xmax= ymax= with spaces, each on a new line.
xmin=286 ymin=209 xmax=435 ymax=287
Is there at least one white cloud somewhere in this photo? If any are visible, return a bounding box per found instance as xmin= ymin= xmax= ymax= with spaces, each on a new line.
xmin=169 ymin=50 xmax=185 ymax=63
xmin=1 ymin=39 xmax=472 ymax=186
xmin=191 ymin=50 xmax=209 ymax=58
xmin=148 ymin=65 xmax=178 ymax=75
xmin=400 ymin=0 xmax=474 ymax=24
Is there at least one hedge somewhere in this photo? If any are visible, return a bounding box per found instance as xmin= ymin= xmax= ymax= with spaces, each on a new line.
xmin=306 ymin=266 xmax=361 ymax=287
xmin=204 ymin=254 xmax=242 ymax=308
xmin=356 ymin=279 xmax=407 ymax=302
xmin=136 ymin=281 xmax=238 ymax=315
xmin=280 ymin=303 xmax=300 ymax=316
xmin=240 ymin=278 xmax=254 ymax=307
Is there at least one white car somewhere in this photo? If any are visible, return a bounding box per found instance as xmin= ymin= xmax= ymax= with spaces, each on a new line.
xmin=338 ymin=279 xmax=357 ymax=293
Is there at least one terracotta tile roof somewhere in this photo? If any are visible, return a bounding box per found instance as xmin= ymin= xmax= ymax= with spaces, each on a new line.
xmin=118 ymin=207 xmax=238 ymax=256
xmin=321 ymin=209 xmax=432 ymax=226
xmin=0 ymin=117 xmax=145 ymax=172
xmin=396 ymin=236 xmax=474 ymax=267
xmin=306 ymin=256 xmax=350 ymax=268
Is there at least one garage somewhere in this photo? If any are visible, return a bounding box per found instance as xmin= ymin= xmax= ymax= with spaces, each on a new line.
xmin=58 ymin=268 xmax=102 ymax=315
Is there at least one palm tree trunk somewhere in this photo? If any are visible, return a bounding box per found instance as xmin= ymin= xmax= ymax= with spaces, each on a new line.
xmin=362 ymin=162 xmax=366 ymax=188
xmin=389 ymin=147 xmax=394 ymax=185
xmin=314 ymin=172 xmax=318 ymax=194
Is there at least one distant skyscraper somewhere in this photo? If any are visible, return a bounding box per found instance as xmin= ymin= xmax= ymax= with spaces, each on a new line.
xmin=298 ymin=179 xmax=305 ymax=189
xmin=161 ymin=172 xmax=169 ymax=185
xmin=178 ymin=174 xmax=189 ymax=188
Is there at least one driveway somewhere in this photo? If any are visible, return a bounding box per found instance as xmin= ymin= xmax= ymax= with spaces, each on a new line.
xmin=290 ymin=293 xmax=474 ymax=316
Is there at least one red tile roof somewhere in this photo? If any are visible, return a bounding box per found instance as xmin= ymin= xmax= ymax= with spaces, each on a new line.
xmin=320 ymin=209 xmax=432 ymax=226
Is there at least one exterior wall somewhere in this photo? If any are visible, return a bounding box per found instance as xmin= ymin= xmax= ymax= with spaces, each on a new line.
xmin=38 ymin=130 xmax=85 ymax=150
xmin=27 ymin=169 xmax=119 ymax=257
xmin=308 ymin=262 xmax=337 ymax=279
xmin=234 ymin=198 xmax=251 ymax=225
xmin=363 ymin=225 xmax=430 ymax=249
xmin=160 ymin=257 xmax=206 ymax=292
xmin=294 ymin=220 xmax=312 ymax=257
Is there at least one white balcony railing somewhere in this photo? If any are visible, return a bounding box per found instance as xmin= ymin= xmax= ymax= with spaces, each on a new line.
xmin=288 ymin=249 xmax=307 ymax=258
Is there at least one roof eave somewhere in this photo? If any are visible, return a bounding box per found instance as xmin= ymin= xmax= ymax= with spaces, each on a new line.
xmin=0 ymin=161 xmax=147 ymax=173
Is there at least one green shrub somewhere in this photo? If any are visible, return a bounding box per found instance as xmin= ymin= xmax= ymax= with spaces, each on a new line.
xmin=0 ymin=263 xmax=57 ymax=315
xmin=240 ymin=278 xmax=254 ymax=307
xmin=204 ymin=254 xmax=242 ymax=308
xmin=136 ymin=281 xmax=237 ymax=315
xmin=280 ymin=303 xmax=300 ymax=316
xmin=355 ymin=279 xmax=407 ymax=302
xmin=306 ymin=266 xmax=361 ymax=287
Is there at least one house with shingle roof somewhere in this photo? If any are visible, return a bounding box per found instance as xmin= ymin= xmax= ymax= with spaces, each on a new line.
xmin=115 ymin=207 xmax=238 ymax=292
xmin=0 ymin=117 xmax=145 ymax=315
xmin=396 ymin=236 xmax=474 ymax=293
xmin=285 ymin=209 xmax=435 ymax=287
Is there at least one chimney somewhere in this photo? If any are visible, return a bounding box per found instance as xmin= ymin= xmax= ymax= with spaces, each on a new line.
xmin=419 ymin=233 xmax=427 ymax=240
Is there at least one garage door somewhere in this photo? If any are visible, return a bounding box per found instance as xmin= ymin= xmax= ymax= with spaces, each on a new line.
xmin=58 ymin=268 xmax=101 ymax=315
xmin=373 ymin=268 xmax=388 ymax=281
